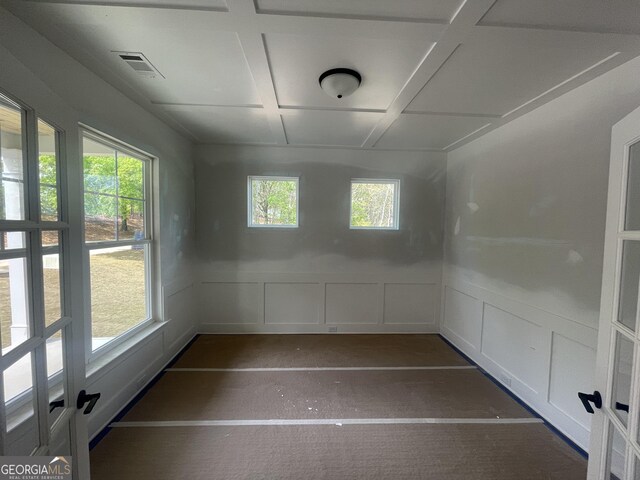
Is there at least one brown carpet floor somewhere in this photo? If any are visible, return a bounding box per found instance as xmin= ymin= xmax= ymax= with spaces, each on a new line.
xmin=122 ymin=369 xmax=532 ymax=421
xmin=174 ymin=334 xmax=468 ymax=368
xmin=92 ymin=424 xmax=586 ymax=480
xmin=90 ymin=334 xmax=587 ymax=479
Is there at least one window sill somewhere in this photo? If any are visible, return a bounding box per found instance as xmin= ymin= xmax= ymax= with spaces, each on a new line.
xmin=86 ymin=321 xmax=166 ymax=382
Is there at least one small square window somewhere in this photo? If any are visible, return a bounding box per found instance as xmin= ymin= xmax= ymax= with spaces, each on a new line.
xmin=350 ymin=179 xmax=400 ymax=230
xmin=248 ymin=176 xmax=299 ymax=228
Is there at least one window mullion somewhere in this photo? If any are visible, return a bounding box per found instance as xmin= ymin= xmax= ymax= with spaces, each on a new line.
xmin=114 ymin=149 xmax=119 ymax=242
xmin=24 ymin=107 xmax=50 ymax=451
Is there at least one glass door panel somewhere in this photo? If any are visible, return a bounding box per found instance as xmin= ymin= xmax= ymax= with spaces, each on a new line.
xmin=0 ymin=97 xmax=26 ymax=221
xmin=624 ymin=141 xmax=640 ymax=231
xmin=611 ymin=332 xmax=633 ymax=427
xmin=608 ymin=423 xmax=627 ymax=480
xmin=618 ymin=241 xmax=640 ymax=332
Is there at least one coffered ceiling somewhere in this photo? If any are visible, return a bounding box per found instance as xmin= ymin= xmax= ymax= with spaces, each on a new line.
xmin=2 ymin=0 xmax=640 ymax=151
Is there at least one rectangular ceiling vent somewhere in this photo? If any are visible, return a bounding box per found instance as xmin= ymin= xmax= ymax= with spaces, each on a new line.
xmin=113 ymin=51 xmax=165 ymax=79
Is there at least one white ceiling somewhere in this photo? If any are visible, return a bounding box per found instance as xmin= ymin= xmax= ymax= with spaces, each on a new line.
xmin=2 ymin=0 xmax=640 ymax=151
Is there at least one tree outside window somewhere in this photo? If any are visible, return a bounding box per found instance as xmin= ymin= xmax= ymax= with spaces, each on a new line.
xmin=248 ymin=176 xmax=298 ymax=227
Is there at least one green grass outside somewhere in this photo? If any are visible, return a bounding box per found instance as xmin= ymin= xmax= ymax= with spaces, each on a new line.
xmin=0 ymin=249 xmax=145 ymax=349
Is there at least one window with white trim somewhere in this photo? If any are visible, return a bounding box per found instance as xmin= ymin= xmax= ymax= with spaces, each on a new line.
xmin=248 ymin=176 xmax=299 ymax=228
xmin=82 ymin=131 xmax=153 ymax=353
xmin=350 ymin=179 xmax=400 ymax=230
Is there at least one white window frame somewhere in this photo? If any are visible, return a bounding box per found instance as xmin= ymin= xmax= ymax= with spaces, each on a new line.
xmin=349 ymin=178 xmax=400 ymax=231
xmin=80 ymin=127 xmax=156 ymax=362
xmin=247 ymin=175 xmax=299 ymax=228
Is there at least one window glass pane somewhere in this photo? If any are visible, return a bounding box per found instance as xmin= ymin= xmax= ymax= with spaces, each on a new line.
xmin=83 ymin=137 xmax=116 ymax=194
xmin=43 ymin=232 xmax=62 ymax=327
xmin=38 ymin=119 xmax=59 ymax=221
xmin=0 ymin=231 xmax=26 ymax=251
xmin=84 ymin=193 xmax=117 ymax=242
xmin=0 ymin=98 xmax=25 ymax=220
xmin=0 ymin=253 xmax=30 ymax=353
xmin=117 ymin=154 xmax=144 ymax=200
xmin=611 ymin=331 xmax=633 ymax=427
xmin=625 ymin=141 xmax=640 ymax=231
xmin=350 ymin=180 xmax=398 ymax=229
xmin=618 ymin=241 xmax=640 ymax=332
xmin=90 ymin=245 xmax=147 ymax=351
xmin=47 ymin=329 xmax=64 ymax=423
xmin=249 ymin=177 xmax=298 ymax=226
xmin=118 ymin=199 xmax=145 ymax=241
xmin=608 ymin=423 xmax=626 ymax=480
xmin=4 ymin=352 xmax=34 ymax=432
xmin=42 ymin=229 xmax=58 ymax=248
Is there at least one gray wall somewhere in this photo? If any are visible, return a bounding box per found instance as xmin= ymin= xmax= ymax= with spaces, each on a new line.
xmin=195 ymin=145 xmax=446 ymax=332
xmin=441 ymin=55 xmax=640 ymax=449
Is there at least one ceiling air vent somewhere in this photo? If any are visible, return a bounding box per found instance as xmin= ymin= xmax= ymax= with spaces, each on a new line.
xmin=113 ymin=51 xmax=164 ymax=79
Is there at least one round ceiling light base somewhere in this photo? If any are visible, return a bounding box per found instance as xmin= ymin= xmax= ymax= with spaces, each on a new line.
xmin=319 ymin=68 xmax=362 ymax=99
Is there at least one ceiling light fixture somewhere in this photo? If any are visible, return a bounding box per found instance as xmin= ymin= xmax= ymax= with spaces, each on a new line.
xmin=319 ymin=68 xmax=361 ymax=99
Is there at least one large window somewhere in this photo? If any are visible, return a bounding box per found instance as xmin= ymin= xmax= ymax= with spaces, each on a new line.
xmin=82 ymin=131 xmax=153 ymax=353
xmin=248 ymin=176 xmax=298 ymax=228
xmin=350 ymin=179 xmax=400 ymax=230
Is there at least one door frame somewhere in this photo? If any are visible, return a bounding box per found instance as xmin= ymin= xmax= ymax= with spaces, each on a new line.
xmin=588 ymin=104 xmax=640 ymax=478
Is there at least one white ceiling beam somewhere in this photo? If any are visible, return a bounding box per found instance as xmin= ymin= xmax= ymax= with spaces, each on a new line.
xmin=361 ymin=0 xmax=498 ymax=148
xmin=20 ymin=0 xmax=228 ymax=11
xmin=230 ymin=0 xmax=287 ymax=145
xmin=7 ymin=2 xmax=239 ymax=30
xmin=256 ymin=13 xmax=447 ymax=43
xmin=471 ymin=25 xmax=640 ymax=52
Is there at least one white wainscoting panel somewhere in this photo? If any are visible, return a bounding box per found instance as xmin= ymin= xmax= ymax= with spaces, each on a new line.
xmin=440 ymin=269 xmax=598 ymax=450
xmin=549 ymin=332 xmax=596 ymax=431
xmin=442 ymin=286 xmax=483 ymax=351
xmin=481 ymin=304 xmax=545 ymax=396
xmin=265 ymin=283 xmax=321 ymax=324
xmin=198 ymin=273 xmax=441 ymax=333
xmin=383 ymin=283 xmax=437 ymax=325
xmin=164 ymin=282 xmax=196 ymax=352
xmin=325 ymin=283 xmax=379 ymax=325
xmin=201 ymin=282 xmax=263 ymax=324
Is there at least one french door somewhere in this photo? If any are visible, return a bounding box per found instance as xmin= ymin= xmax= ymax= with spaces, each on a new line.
xmin=0 ymin=94 xmax=90 ymax=476
xmin=588 ymin=104 xmax=640 ymax=478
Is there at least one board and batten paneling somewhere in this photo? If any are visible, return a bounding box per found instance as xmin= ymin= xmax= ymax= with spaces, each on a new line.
xmin=200 ymin=282 xmax=264 ymax=324
xmin=442 ymin=287 xmax=483 ymax=351
xmin=481 ymin=304 xmax=546 ymax=396
xmin=383 ymin=283 xmax=438 ymax=325
xmin=325 ymin=283 xmax=379 ymax=324
xmin=265 ymin=283 xmax=322 ymax=324
xmin=199 ymin=275 xmax=440 ymax=333
xmin=440 ymin=272 xmax=596 ymax=450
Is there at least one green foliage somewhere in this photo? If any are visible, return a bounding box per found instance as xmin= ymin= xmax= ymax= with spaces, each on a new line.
xmin=39 ymin=154 xmax=58 ymax=219
xmin=351 ymin=182 xmax=396 ymax=228
xmin=251 ymin=179 xmax=297 ymax=225
xmin=83 ymin=154 xmax=144 ymax=232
